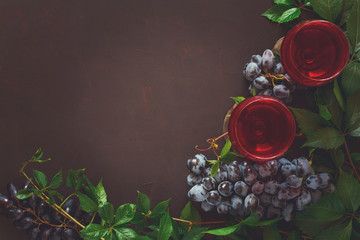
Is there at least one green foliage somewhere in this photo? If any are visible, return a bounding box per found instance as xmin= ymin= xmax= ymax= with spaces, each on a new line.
xmin=158 ymin=211 xmax=173 ymax=240
xmin=136 ymin=191 xmax=150 ymax=214
xmin=263 ymin=224 xmax=281 ymax=240
xmin=80 ymin=224 xmax=108 ymax=239
xmin=341 ymin=62 xmax=360 ymax=97
xmin=230 ymin=96 xmax=245 ymax=104
xmin=99 ymin=202 xmax=115 ymax=223
xmin=310 ymin=0 xmax=342 ymax=23
xmin=315 ymin=220 xmax=353 ymax=240
xmin=180 ymin=201 xmax=201 ymax=230
xmin=48 ymin=169 xmax=63 ymax=189
xmin=30 ymin=148 xmax=51 ymax=163
xmin=33 ymin=170 xmax=47 ymax=189
xmin=78 ymin=192 xmax=98 ymax=213
xmin=150 ymin=199 xmax=171 ymax=219
xmin=302 ymin=127 xmax=344 ymax=149
xmin=66 ymin=169 xmax=85 ymax=191
xmin=335 ymin=171 xmax=360 ymax=211
xmin=262 ymin=4 xmax=301 ymax=23
xmin=347 ymin=0 xmax=360 ymax=56
xmin=210 ymin=160 xmax=220 ymax=178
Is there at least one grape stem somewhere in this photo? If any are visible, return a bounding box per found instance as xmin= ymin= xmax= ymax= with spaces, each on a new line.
xmin=195 ymin=132 xmax=229 ymax=158
xmin=171 ymin=217 xmax=226 ymax=231
xmin=343 ymin=137 xmax=360 ymax=181
xmin=59 ymin=193 xmax=76 ymax=207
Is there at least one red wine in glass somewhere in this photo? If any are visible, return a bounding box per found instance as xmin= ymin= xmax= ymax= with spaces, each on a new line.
xmin=281 ymin=20 xmax=349 ymax=87
xmin=228 ymin=96 xmax=296 ymax=162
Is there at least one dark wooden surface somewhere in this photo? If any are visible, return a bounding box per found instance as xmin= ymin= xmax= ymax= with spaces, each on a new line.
xmin=0 ymin=1 xmax=287 ymax=238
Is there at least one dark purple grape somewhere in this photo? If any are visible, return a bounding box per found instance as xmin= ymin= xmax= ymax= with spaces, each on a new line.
xmin=63 ymin=228 xmax=78 ymax=240
xmin=50 ymin=227 xmax=63 ymax=240
xmin=287 ymin=187 xmax=301 ymax=200
xmin=0 ymin=193 xmax=13 ymax=212
xmin=259 ymin=193 xmax=272 ymax=206
xmin=244 ymin=193 xmax=258 ymax=210
xmin=252 ymin=181 xmax=265 ymax=195
xmin=213 ymin=165 xmax=228 ymax=183
xmin=7 ymin=208 xmax=24 ymax=221
xmin=253 ymin=76 xmax=269 ymax=90
xmin=243 ymin=167 xmax=257 ymax=185
xmin=243 ymin=62 xmax=261 ymax=81
xmin=292 ymin=157 xmax=314 ymax=177
xmin=250 ymin=55 xmax=262 ymax=67
xmin=62 ymin=198 xmax=75 ymax=216
xmin=230 ymin=195 xmax=243 ymax=210
xmin=274 ymin=62 xmax=285 ymax=74
xmin=262 ymin=49 xmax=275 ymax=70
xmin=14 ymin=217 xmax=34 ymax=230
xmin=281 ymin=163 xmax=297 ymax=177
xmin=188 ymin=184 xmax=207 ymax=202
xmin=271 ymin=195 xmax=286 ymax=208
xmin=282 ymin=202 xmax=295 ymax=222
xmin=264 ymin=181 xmax=280 ymax=195
xmin=203 ymin=168 xmax=211 ymax=177
xmin=285 ymin=175 xmax=302 ymax=188
xmin=273 ymin=85 xmax=290 ymax=99
xmin=278 ymin=158 xmax=290 ymax=165
xmin=227 ymin=161 xmax=242 ymax=182
xmin=318 ymin=173 xmax=332 ymax=189
xmin=187 ymin=154 xmax=206 ymax=174
xmin=217 ymin=200 xmax=231 ymax=214
xmin=254 ymin=205 xmax=265 ymax=219
xmin=187 ymin=173 xmax=202 ymax=187
xmin=218 ymin=181 xmax=233 ymax=197
xmin=234 ymin=181 xmax=250 ymax=197
xmin=267 ymin=205 xmax=281 ymax=219
xmin=28 ymin=227 xmax=41 ymax=240
xmin=277 ymin=188 xmax=290 ymax=201
xmin=7 ymin=183 xmax=18 ymax=201
xmin=201 ymin=201 xmax=214 ymax=212
xmin=322 ymin=183 xmax=335 ymax=194
xmin=306 ymin=175 xmax=322 ymax=190
xmin=205 ymin=190 xmax=221 ymax=206
xmin=41 ymin=227 xmax=53 ymax=240
xmin=238 ymin=161 xmax=250 ymax=175
xmin=295 ymin=190 xmax=311 ymax=211
xmin=202 ymin=177 xmax=217 ymax=191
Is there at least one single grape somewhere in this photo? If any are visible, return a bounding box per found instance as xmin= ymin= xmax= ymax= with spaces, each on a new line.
xmin=306 ymin=175 xmax=322 ymax=190
xmin=50 ymin=227 xmax=63 ymax=240
xmin=238 ymin=161 xmax=250 ymax=175
xmin=264 ymin=180 xmax=280 ymax=195
xmin=322 ymin=183 xmax=335 ymax=194
xmin=231 ymin=195 xmax=243 ymax=210
xmin=234 ymin=181 xmax=250 ymax=197
xmin=278 ymin=158 xmax=291 ymax=165
xmin=250 ymin=55 xmax=262 ymax=67
xmin=187 ymin=173 xmax=202 ymax=187
xmin=62 ymin=198 xmax=77 ymax=216
xmin=295 ymin=190 xmax=311 ymax=211
xmin=244 ymin=193 xmax=258 ymax=209
xmin=213 ymin=165 xmax=228 ymax=183
xmin=281 ymin=163 xmax=297 ymax=177
xmin=267 ymin=205 xmax=281 ymax=219
xmin=286 ymin=175 xmax=302 ymax=188
xmin=0 ymin=193 xmax=13 ymax=212
xmin=287 ymin=187 xmax=301 ymax=200
xmin=292 ymin=157 xmax=314 ymax=177
xmin=282 ymin=202 xmax=295 ymax=222
xmin=201 ymin=200 xmax=215 ymax=212
xmin=272 ymin=195 xmax=286 ymax=208
xmin=63 ymin=228 xmax=78 ymax=240
xmin=188 ymin=184 xmax=207 ymax=202
xmin=7 ymin=183 xmax=18 ymax=201
xmin=252 ymin=181 xmax=265 ymax=195
xmin=203 ymin=167 xmax=211 ymax=177
xmin=217 ymin=200 xmax=231 ymax=214
xmin=227 ymin=161 xmax=242 ymax=182
xmin=253 ymin=76 xmax=269 ymax=90
xmin=274 ymin=62 xmax=285 ymax=74
xmin=7 ymin=208 xmax=23 ymax=221
xmin=37 ymin=201 xmax=49 ymax=216
xmin=273 ymin=84 xmax=290 ymax=99
xmin=244 ymin=167 xmax=257 ymax=185
xmin=218 ymin=181 xmax=233 ymax=197
xmin=317 ymin=173 xmax=332 ymax=189
xmin=243 ymin=62 xmax=261 ymax=81
xmin=262 ymin=49 xmax=275 ymax=70
xmin=187 ymin=154 xmax=206 ymax=174
xmin=259 ymin=193 xmax=272 ymax=206
xmin=258 ymin=89 xmax=273 ymax=96
xmin=254 ymin=205 xmax=265 ymax=219
xmin=14 ymin=217 xmax=34 ymax=230
xmin=202 ymin=177 xmax=217 ymax=191
xmin=277 ymin=188 xmax=290 ymax=201
xmin=310 ymin=189 xmax=322 ymax=204
xmin=205 ymin=190 xmax=221 ymax=206
xmin=28 ymin=227 xmax=41 ymax=240
xmin=255 ymin=163 xmax=272 ymax=179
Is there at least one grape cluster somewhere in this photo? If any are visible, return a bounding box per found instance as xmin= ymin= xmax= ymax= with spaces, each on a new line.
xmin=187 ymin=154 xmax=334 ymax=222
xmin=243 ymin=49 xmax=296 ymax=103
xmin=0 ymin=180 xmax=97 ymax=240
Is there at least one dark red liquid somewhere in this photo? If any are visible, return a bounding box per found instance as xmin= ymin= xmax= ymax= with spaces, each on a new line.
xmin=281 ymin=20 xmax=349 ymax=87
xmin=228 ymin=97 xmax=295 ymax=162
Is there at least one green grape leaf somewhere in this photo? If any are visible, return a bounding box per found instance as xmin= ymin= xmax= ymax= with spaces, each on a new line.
xmin=84 ymin=176 xmax=98 ymax=203
xmin=48 ymin=169 xmax=63 ymax=189
xmin=136 ymin=191 xmax=150 ymax=214
xmin=105 ymin=230 xmax=117 ymax=240
xmin=278 ymin=7 xmax=301 ymax=23
xmin=341 ymin=62 xmax=360 ymax=97
xmin=49 ymin=190 xmax=63 ymax=201
xmin=150 ymin=198 xmax=171 ymax=219
xmin=346 ymin=88 xmax=360 ymax=136
xmin=48 ymin=192 xmax=55 ymax=205
xmin=115 ymin=203 xmax=136 ymax=226
xmin=331 ymin=149 xmax=345 ymax=168
xmin=295 ymin=210 xmax=337 ymax=236
xmin=80 ymin=224 xmax=108 ymax=239
xmin=335 ymin=170 xmax=360 ymax=211
xmin=309 ymin=0 xmax=342 ymax=23
xmin=287 ymin=231 xmax=301 ymax=240
xmin=180 ymin=201 xmax=201 ymax=230
xmin=303 ymin=127 xmax=344 ymax=149
xmin=78 ymin=192 xmax=98 ymax=213
xmin=230 ymin=96 xmax=245 ymax=104
xmin=339 ymin=0 xmax=356 ymax=26
xmin=318 ymin=105 xmax=332 ymax=120
xmin=99 ymin=202 xmax=115 ymax=223
xmin=202 ymin=223 xmax=242 ymax=236
xmin=274 ymin=0 xmax=297 ymax=5
xmin=182 ymin=227 xmax=209 ymax=240
xmin=96 ymin=179 xmax=107 ymax=204
xmin=333 ymin=79 xmax=345 ymax=111
xmin=33 ymin=170 xmax=47 ymax=189
xmin=17 ymin=189 xmax=36 ymax=200
xmin=262 ymin=4 xmax=294 ymax=23
xmin=30 ymin=148 xmax=51 ymax=163
xmin=263 ymin=224 xmax=281 ymax=240
xmin=114 ymin=227 xmax=137 ymax=240
xmin=210 ymin=161 xmax=220 ymax=178
xmin=158 ymin=211 xmax=173 ymax=240
xmin=289 ymin=107 xmax=329 ymax=136
xmin=66 ymin=169 xmax=85 ymax=191
xmin=347 ymin=0 xmax=360 ymax=55
xmin=315 ymin=220 xmax=353 ymax=240
xmin=220 ymin=138 xmax=232 ymax=159
xmin=306 ymin=194 xmax=346 ymax=221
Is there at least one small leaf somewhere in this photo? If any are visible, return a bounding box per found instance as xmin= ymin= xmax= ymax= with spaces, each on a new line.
xmin=202 ymin=223 xmax=242 ymax=236
xmin=310 ymin=0 xmax=342 ymax=22
xmin=289 ymin=107 xmax=329 ymax=136
xmin=136 ymin=191 xmax=150 ymax=214
xmin=84 ymin=176 xmax=98 ymax=203
xmin=307 ymin=194 xmax=346 ymax=221
xmin=114 ymin=227 xmax=137 ymax=240
xmin=66 ymin=169 xmax=85 ymax=191
xmin=230 ymin=96 xmax=245 ymax=104
xmin=210 ymin=161 xmax=220 ymax=178
xmin=115 ymin=203 xmax=136 ymax=226
xmin=182 ymin=227 xmax=209 ymax=240
xmin=49 ymin=190 xmax=63 ymax=201
xmin=96 ymin=179 xmax=107 ymax=204
xmin=274 ymin=0 xmax=297 ymax=5
xmin=150 ymin=198 xmax=171 ymax=219
xmin=318 ymin=105 xmax=332 ymax=121
xmin=48 ymin=169 xmax=63 ymax=189
xmin=335 ymin=170 xmax=360 ymax=211
xmin=220 ymin=139 xmax=232 ymax=158
xmin=277 ymin=7 xmax=301 ymax=23
xmin=303 ymin=127 xmax=344 ymax=149
xmin=341 ymin=62 xmax=360 ymax=97
xmin=262 ymin=4 xmax=294 ymax=23
xmin=316 ymin=220 xmax=352 ymax=240
xmin=249 ymin=217 xmax=281 ymax=227
xmin=33 ymin=170 xmax=47 ymax=189
xmin=78 ymin=192 xmax=98 ymax=213
xmin=17 ymin=189 xmax=35 ymax=200
xmin=180 ymin=201 xmax=201 ymax=230
xmin=30 ymin=148 xmax=51 ymax=163
xmin=80 ymin=224 xmax=108 ymax=239
xmin=331 ymin=149 xmax=345 ymax=168
xmin=48 ymin=192 xmax=55 ymax=205
xmin=263 ymin=224 xmax=281 ymax=240
xmin=158 ymin=211 xmax=173 ymax=240
xmin=99 ymin=202 xmax=114 ymax=223
xmin=347 ymin=0 xmax=360 ymax=56
xmin=333 ymin=79 xmax=345 ymax=111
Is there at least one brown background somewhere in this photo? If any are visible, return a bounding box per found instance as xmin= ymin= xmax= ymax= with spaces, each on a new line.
xmin=0 ymin=0 xmax=288 ymax=238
